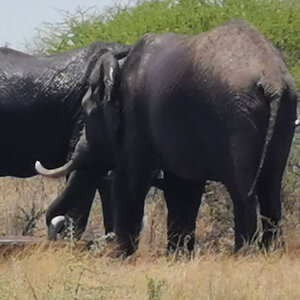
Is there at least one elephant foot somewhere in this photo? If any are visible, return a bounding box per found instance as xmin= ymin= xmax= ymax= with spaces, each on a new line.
xmin=87 ymin=232 xmax=117 ymax=251
xmin=86 ymin=233 xmax=132 ymax=258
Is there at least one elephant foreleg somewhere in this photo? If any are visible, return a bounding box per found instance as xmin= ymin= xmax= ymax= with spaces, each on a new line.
xmin=46 ymin=169 xmax=98 ymax=240
xmin=97 ymin=177 xmax=114 ymax=234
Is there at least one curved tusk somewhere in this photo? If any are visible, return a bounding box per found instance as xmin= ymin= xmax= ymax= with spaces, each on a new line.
xmin=295 ymin=119 xmax=300 ymax=127
xmin=35 ymin=160 xmax=75 ymax=178
xmin=50 ymin=215 xmax=66 ymax=228
xmin=48 ymin=215 xmax=66 ymax=241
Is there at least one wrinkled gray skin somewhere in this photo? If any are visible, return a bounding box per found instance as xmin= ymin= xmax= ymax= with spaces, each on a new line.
xmin=0 ymin=42 xmax=130 ymax=239
xmin=39 ymin=20 xmax=297 ymax=256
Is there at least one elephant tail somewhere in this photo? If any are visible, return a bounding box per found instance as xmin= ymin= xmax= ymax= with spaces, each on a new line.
xmin=247 ymin=81 xmax=283 ymax=197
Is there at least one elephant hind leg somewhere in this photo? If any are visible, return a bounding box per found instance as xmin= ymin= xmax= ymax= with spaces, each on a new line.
xmin=256 ymin=177 xmax=282 ymax=250
xmin=225 ymin=132 xmax=262 ymax=251
xmin=229 ymin=187 xmax=258 ymax=252
xmin=256 ymin=96 xmax=295 ymax=250
xmin=164 ymin=171 xmax=204 ymax=253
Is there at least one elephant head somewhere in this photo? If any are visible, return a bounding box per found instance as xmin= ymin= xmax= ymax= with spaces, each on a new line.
xmin=35 ymin=51 xmax=122 ymax=178
xmin=35 ymin=50 xmax=163 ymax=240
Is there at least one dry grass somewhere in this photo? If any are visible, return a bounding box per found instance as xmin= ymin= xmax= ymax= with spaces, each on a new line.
xmin=0 ymin=176 xmax=64 ymax=237
xmin=0 ymin=176 xmax=300 ymax=298
xmin=1 ymin=243 xmax=300 ymax=299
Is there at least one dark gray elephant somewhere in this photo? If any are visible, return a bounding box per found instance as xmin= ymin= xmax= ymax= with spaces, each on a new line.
xmin=0 ymin=41 xmax=130 ymax=238
xmin=37 ymin=20 xmax=297 ymax=256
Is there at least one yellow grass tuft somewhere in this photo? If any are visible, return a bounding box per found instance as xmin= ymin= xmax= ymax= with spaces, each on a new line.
xmin=1 ymin=246 xmax=300 ymax=299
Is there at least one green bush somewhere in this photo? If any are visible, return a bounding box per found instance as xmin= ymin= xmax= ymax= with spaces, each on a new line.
xmin=41 ymin=0 xmax=300 ymax=88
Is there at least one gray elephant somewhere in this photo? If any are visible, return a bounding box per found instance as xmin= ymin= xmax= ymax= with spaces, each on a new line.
xmin=37 ymin=20 xmax=297 ymax=256
xmin=0 ymin=41 xmax=130 ymax=238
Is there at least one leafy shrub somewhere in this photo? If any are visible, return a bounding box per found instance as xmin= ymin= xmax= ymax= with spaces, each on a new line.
xmin=35 ymin=0 xmax=300 ymax=88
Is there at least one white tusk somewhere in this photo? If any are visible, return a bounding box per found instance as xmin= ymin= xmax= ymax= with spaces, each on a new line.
xmin=50 ymin=215 xmax=65 ymax=227
xmin=35 ymin=160 xmax=74 ymax=178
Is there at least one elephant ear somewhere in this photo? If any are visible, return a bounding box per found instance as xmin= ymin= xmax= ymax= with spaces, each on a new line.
xmin=82 ymin=51 xmax=120 ymax=114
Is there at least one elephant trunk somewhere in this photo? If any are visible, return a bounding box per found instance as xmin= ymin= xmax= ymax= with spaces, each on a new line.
xmin=35 ymin=160 xmax=77 ymax=178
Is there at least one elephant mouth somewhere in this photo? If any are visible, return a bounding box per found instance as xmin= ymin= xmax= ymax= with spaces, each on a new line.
xmin=35 ymin=160 xmax=76 ymax=178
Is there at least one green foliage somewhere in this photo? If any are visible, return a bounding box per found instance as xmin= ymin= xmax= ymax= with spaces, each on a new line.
xmin=146 ymin=277 xmax=166 ymax=300
xmin=291 ymin=64 xmax=300 ymax=90
xmin=39 ymin=0 xmax=300 ymax=88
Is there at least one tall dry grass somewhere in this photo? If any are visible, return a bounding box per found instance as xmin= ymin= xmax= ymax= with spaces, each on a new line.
xmin=1 ymin=243 xmax=300 ymax=299
xmin=0 ymin=177 xmax=64 ymax=237
xmin=0 ymin=175 xmax=299 ymax=253
xmin=0 ymin=176 xmax=299 ymax=298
